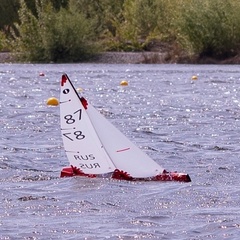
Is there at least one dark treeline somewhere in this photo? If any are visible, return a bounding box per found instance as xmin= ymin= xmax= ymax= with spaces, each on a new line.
xmin=1 ymin=0 xmax=240 ymax=63
xmin=0 ymin=0 xmax=68 ymax=30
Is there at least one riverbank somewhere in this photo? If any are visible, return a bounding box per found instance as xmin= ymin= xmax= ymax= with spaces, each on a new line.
xmin=1 ymin=51 xmax=240 ymax=64
xmin=0 ymin=51 xmax=174 ymax=64
xmin=90 ymin=52 xmax=169 ymax=64
xmin=0 ymin=52 xmax=16 ymax=63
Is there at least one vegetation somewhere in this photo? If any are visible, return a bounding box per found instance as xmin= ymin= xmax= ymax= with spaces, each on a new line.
xmin=0 ymin=0 xmax=240 ymax=62
xmin=179 ymin=0 xmax=240 ymax=59
xmin=9 ymin=0 xmax=100 ymax=62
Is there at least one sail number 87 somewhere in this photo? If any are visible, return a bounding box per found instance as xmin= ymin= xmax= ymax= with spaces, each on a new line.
xmin=63 ymin=109 xmax=85 ymax=141
xmin=64 ymin=109 xmax=82 ymax=124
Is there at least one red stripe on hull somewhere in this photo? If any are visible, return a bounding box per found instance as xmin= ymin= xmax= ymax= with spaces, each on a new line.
xmin=60 ymin=166 xmax=191 ymax=182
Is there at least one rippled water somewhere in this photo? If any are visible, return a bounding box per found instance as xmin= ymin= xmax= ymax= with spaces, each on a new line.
xmin=0 ymin=63 xmax=240 ymax=239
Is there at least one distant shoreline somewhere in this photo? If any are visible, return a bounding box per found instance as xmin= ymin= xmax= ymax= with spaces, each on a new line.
xmin=0 ymin=52 xmax=16 ymax=63
xmin=1 ymin=51 xmax=240 ymax=64
xmin=0 ymin=51 xmax=171 ymax=64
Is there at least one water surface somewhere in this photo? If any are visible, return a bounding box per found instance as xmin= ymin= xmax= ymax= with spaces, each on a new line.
xmin=0 ymin=64 xmax=240 ymax=239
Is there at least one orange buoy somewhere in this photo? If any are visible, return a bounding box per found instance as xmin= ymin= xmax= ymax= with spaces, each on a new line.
xmin=47 ymin=97 xmax=59 ymax=106
xmin=120 ymin=80 xmax=128 ymax=86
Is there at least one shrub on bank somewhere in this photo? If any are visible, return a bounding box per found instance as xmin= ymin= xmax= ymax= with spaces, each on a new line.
xmin=0 ymin=30 xmax=11 ymax=51
xmin=10 ymin=0 xmax=99 ymax=62
xmin=178 ymin=0 xmax=240 ymax=59
xmin=104 ymin=0 xmax=179 ymax=52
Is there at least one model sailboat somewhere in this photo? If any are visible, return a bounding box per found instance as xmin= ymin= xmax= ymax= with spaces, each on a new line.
xmin=60 ymin=74 xmax=191 ymax=182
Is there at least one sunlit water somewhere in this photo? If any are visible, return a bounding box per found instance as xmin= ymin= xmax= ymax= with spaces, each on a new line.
xmin=0 ymin=64 xmax=240 ymax=239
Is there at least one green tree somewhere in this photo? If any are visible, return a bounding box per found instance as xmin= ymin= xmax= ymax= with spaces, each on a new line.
xmin=0 ymin=0 xmax=19 ymax=32
xmin=11 ymin=0 xmax=99 ymax=62
xmin=180 ymin=0 xmax=240 ymax=59
xmin=105 ymin=0 xmax=180 ymax=51
xmin=0 ymin=0 xmax=68 ymax=32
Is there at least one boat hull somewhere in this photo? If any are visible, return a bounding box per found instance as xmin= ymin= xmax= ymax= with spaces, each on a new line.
xmin=60 ymin=166 xmax=191 ymax=182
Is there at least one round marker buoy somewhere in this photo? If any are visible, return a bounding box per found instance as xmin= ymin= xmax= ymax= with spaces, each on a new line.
xmin=47 ymin=97 xmax=59 ymax=106
xmin=120 ymin=80 xmax=128 ymax=86
xmin=76 ymin=87 xmax=83 ymax=93
xmin=191 ymin=75 xmax=198 ymax=80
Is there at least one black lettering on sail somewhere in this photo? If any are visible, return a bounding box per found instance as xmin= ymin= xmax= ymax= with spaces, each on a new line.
xmin=74 ymin=154 xmax=95 ymax=161
xmin=74 ymin=155 xmax=81 ymax=160
xmin=89 ymin=154 xmax=95 ymax=160
xmin=93 ymin=163 xmax=100 ymax=168
xmin=85 ymin=164 xmax=94 ymax=169
xmin=79 ymin=163 xmax=84 ymax=168
xmin=79 ymin=163 xmax=101 ymax=169
xmin=79 ymin=155 xmax=88 ymax=160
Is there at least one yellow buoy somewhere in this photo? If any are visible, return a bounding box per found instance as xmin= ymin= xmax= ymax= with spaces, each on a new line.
xmin=47 ymin=97 xmax=59 ymax=106
xmin=76 ymin=87 xmax=83 ymax=93
xmin=191 ymin=75 xmax=198 ymax=80
xmin=120 ymin=80 xmax=128 ymax=86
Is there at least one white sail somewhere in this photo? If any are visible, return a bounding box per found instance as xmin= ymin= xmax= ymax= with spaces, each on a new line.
xmin=87 ymin=105 xmax=164 ymax=178
xmin=60 ymin=74 xmax=165 ymax=178
xmin=60 ymin=74 xmax=115 ymax=174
